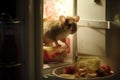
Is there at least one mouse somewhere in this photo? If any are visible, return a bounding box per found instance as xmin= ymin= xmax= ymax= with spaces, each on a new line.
xmin=43 ymin=15 xmax=80 ymax=47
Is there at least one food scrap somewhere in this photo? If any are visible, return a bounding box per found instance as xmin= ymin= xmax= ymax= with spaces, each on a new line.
xmin=59 ymin=56 xmax=114 ymax=78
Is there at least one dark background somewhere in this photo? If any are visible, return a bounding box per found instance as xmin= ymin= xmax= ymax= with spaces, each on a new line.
xmin=0 ymin=0 xmax=17 ymax=19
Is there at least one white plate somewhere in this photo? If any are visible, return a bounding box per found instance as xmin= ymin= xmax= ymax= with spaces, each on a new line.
xmin=52 ymin=65 xmax=115 ymax=80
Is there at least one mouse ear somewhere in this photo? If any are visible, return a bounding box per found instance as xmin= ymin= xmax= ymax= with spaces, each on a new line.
xmin=75 ymin=16 xmax=80 ymax=22
xmin=59 ymin=15 xmax=66 ymax=23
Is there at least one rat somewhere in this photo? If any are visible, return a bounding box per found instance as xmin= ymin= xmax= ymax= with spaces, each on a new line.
xmin=43 ymin=15 xmax=80 ymax=47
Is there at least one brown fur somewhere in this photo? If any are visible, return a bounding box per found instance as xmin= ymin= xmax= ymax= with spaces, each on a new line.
xmin=43 ymin=15 xmax=80 ymax=47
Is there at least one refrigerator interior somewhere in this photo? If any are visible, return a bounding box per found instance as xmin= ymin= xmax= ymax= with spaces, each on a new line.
xmin=42 ymin=0 xmax=120 ymax=80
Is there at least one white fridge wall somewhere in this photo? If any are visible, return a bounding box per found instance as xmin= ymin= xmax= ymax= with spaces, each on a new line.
xmin=77 ymin=0 xmax=106 ymax=21
xmin=77 ymin=26 xmax=106 ymax=56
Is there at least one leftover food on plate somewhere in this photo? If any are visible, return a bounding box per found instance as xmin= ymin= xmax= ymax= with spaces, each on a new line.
xmin=52 ymin=56 xmax=114 ymax=79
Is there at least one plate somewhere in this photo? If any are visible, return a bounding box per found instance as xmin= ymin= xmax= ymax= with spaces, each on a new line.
xmin=52 ymin=65 xmax=114 ymax=80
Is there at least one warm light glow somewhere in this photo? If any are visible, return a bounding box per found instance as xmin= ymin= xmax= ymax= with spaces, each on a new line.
xmin=44 ymin=0 xmax=73 ymax=20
